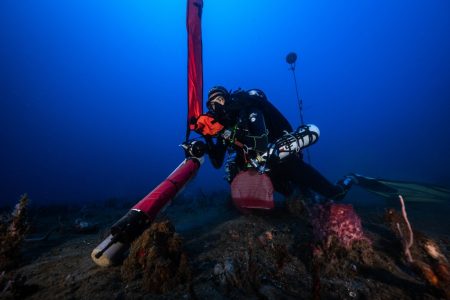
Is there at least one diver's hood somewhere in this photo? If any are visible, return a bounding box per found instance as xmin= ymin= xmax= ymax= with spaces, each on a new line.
xmin=211 ymin=98 xmax=242 ymax=127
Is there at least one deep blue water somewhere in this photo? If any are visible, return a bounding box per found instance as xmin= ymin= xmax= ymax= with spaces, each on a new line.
xmin=1 ymin=0 xmax=449 ymax=205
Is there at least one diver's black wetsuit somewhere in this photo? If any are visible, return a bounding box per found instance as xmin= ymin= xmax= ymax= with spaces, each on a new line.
xmin=205 ymin=89 xmax=346 ymax=200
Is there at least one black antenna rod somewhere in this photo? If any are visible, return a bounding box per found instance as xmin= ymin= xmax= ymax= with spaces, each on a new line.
xmin=286 ymin=52 xmax=311 ymax=163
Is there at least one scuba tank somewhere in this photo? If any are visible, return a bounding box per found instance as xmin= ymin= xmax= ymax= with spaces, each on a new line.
xmin=270 ymin=124 xmax=319 ymax=160
xmin=257 ymin=124 xmax=320 ymax=173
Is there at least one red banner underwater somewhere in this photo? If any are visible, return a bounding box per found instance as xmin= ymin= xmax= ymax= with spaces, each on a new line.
xmin=186 ymin=0 xmax=204 ymax=138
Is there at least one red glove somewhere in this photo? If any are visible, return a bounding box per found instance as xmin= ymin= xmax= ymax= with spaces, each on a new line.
xmin=194 ymin=114 xmax=224 ymax=136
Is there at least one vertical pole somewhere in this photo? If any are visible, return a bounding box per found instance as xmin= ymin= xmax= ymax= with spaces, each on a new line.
xmin=287 ymin=54 xmax=311 ymax=164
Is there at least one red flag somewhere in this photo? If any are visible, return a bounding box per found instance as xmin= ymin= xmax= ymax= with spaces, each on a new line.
xmin=186 ymin=0 xmax=203 ymax=139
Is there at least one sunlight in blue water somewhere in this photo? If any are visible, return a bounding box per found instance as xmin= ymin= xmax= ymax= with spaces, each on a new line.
xmin=1 ymin=0 xmax=449 ymax=204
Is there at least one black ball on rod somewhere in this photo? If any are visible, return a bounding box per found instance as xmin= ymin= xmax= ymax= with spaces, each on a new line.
xmin=286 ymin=52 xmax=297 ymax=65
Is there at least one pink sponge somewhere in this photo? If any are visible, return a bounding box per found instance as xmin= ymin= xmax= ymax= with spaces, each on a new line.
xmin=311 ymin=203 xmax=370 ymax=249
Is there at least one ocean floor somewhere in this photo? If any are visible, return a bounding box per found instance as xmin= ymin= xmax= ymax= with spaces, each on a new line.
xmin=1 ymin=188 xmax=449 ymax=299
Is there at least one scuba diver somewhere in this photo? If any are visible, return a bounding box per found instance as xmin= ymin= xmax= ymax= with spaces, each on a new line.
xmin=193 ymin=86 xmax=354 ymax=202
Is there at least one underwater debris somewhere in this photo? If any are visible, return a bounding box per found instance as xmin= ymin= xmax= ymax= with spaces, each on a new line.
xmin=420 ymin=239 xmax=450 ymax=297
xmin=213 ymin=258 xmax=239 ymax=288
xmin=73 ymin=218 xmax=99 ymax=234
xmin=385 ymin=206 xmax=450 ymax=298
xmin=121 ymin=220 xmax=191 ymax=294
xmin=0 ymin=194 xmax=29 ymax=271
xmin=257 ymin=229 xmax=275 ymax=247
xmin=414 ymin=260 xmax=450 ymax=298
xmin=24 ymin=227 xmax=57 ymax=243
xmin=285 ymin=192 xmax=307 ymax=217
xmin=424 ymin=239 xmax=448 ymax=263
xmin=0 ymin=271 xmax=39 ymax=299
xmin=203 ymin=217 xmax=308 ymax=298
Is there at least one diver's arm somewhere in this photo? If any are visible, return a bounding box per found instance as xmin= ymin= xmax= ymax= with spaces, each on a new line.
xmin=204 ymin=136 xmax=227 ymax=169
